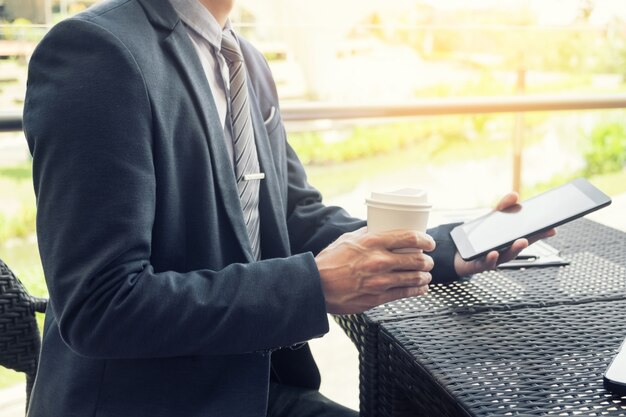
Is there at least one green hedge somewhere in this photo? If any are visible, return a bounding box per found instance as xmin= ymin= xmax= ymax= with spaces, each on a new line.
xmin=583 ymin=121 xmax=626 ymax=176
xmin=289 ymin=116 xmax=504 ymax=166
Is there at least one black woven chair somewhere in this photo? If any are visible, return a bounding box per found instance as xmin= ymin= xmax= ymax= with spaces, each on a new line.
xmin=0 ymin=258 xmax=47 ymax=413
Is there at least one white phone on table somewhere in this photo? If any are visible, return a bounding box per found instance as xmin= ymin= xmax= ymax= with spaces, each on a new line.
xmin=604 ymin=336 xmax=626 ymax=396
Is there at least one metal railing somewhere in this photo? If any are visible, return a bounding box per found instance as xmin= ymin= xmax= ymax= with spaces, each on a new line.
xmin=279 ymin=94 xmax=626 ymax=121
xmin=0 ymin=112 xmax=24 ymax=133
xmin=3 ymin=93 xmax=626 ymax=192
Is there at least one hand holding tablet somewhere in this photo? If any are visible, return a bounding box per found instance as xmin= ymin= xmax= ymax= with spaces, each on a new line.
xmin=451 ymin=178 xmax=612 ymax=261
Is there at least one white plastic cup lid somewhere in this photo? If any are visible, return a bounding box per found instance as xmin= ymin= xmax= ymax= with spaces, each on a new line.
xmin=366 ymin=188 xmax=431 ymax=208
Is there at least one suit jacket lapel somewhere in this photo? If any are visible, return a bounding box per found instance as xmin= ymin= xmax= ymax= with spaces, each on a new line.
xmin=141 ymin=0 xmax=254 ymax=261
xmin=247 ymin=83 xmax=291 ymax=258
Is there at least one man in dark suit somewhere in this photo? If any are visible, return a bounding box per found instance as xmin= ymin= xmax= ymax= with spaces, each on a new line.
xmin=23 ymin=0 xmax=542 ymax=415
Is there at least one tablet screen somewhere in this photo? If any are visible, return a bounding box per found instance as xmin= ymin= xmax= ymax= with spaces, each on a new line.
xmin=464 ymin=183 xmax=593 ymax=254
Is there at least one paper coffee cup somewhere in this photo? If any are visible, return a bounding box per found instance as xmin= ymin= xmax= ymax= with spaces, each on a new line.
xmin=366 ymin=188 xmax=432 ymax=234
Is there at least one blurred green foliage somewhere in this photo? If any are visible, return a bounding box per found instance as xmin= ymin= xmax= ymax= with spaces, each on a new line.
xmin=0 ymin=206 xmax=36 ymax=243
xmin=0 ymin=18 xmax=43 ymax=42
xmin=288 ymin=111 xmax=545 ymax=167
xmin=583 ymin=121 xmax=626 ymax=176
xmin=0 ymin=164 xmax=36 ymax=244
xmin=289 ymin=116 xmax=505 ymax=166
xmin=523 ymin=120 xmax=626 ymax=199
xmin=366 ymin=10 xmax=625 ymax=77
xmin=0 ymin=163 xmax=32 ymax=180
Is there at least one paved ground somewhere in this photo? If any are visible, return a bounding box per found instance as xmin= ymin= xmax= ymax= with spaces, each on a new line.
xmin=0 ymin=384 xmax=27 ymax=417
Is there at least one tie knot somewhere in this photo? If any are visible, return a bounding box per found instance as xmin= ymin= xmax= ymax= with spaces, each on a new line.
xmin=221 ymin=30 xmax=243 ymax=63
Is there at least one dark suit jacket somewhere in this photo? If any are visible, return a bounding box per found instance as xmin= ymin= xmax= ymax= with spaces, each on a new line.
xmin=23 ymin=0 xmax=459 ymax=415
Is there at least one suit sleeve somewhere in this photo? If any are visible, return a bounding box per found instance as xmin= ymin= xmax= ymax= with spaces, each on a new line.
xmin=427 ymin=222 xmax=462 ymax=284
xmin=284 ymin=141 xmax=366 ymax=255
xmin=24 ymin=18 xmax=329 ymax=359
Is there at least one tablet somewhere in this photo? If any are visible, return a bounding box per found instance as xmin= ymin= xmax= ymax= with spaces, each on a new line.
xmin=450 ymin=178 xmax=612 ymax=261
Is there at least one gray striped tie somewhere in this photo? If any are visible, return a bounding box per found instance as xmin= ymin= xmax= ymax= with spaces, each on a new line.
xmin=221 ymin=30 xmax=261 ymax=260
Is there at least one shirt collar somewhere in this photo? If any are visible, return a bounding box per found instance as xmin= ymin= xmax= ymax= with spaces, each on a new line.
xmin=168 ymin=0 xmax=232 ymax=49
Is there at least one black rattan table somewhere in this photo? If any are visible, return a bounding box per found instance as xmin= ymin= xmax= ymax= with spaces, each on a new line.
xmin=336 ymin=218 xmax=626 ymax=416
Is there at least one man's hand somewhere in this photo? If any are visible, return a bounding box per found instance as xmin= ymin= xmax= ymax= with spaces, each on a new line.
xmin=315 ymin=227 xmax=436 ymax=315
xmin=454 ymin=192 xmax=557 ymax=276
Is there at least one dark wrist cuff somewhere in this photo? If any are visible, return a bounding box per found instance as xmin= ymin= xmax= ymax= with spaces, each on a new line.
xmin=427 ymin=222 xmax=462 ymax=284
